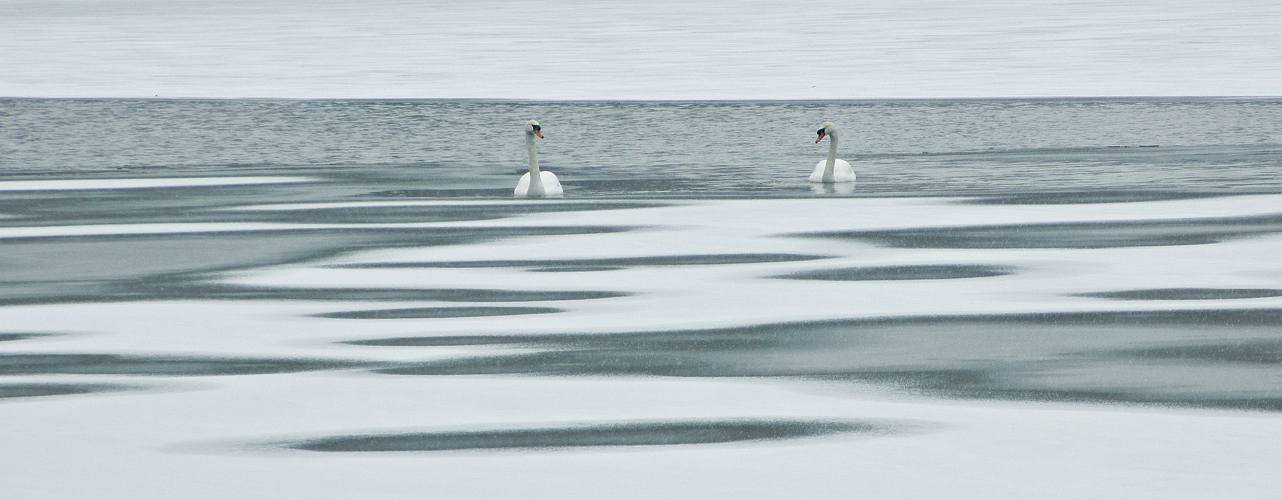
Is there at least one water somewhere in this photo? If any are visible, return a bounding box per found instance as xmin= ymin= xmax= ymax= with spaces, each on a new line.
xmin=3 ymin=98 xmax=1282 ymax=498
xmin=5 ymin=98 xmax=1282 ymax=196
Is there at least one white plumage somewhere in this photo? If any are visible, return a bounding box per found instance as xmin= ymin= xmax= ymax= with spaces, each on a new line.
xmin=514 ymin=120 xmax=563 ymax=197
xmin=810 ymin=121 xmax=856 ymax=184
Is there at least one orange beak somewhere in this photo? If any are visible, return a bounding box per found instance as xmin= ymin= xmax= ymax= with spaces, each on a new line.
xmin=534 ymin=129 xmax=544 ymax=139
xmin=815 ymin=130 xmax=826 ymax=143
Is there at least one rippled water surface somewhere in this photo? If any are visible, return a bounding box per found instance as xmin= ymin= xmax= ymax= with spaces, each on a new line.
xmin=4 ymin=98 xmax=1281 ymax=196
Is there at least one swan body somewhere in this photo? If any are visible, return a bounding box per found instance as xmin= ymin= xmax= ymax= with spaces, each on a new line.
xmin=515 ymin=171 xmax=561 ymax=197
xmin=810 ymin=122 xmax=856 ymax=184
xmin=514 ymin=120 xmax=563 ymax=197
xmin=810 ymin=158 xmax=855 ymax=184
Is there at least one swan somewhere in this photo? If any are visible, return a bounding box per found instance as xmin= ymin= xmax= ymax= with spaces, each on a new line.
xmin=514 ymin=120 xmax=563 ymax=197
xmin=810 ymin=122 xmax=856 ymax=184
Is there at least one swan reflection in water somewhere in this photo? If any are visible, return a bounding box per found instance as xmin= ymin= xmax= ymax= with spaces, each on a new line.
xmin=811 ymin=182 xmax=856 ymax=195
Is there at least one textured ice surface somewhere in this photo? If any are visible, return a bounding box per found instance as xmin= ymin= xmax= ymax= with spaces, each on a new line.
xmin=3 ymin=174 xmax=1282 ymax=498
xmin=2 ymin=0 xmax=1280 ymax=99
xmin=0 ymin=177 xmax=313 ymax=191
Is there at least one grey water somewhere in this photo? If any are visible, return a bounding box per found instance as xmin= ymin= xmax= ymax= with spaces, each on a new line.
xmin=4 ymin=98 xmax=1281 ymax=197
xmin=363 ymin=309 xmax=1282 ymax=411
xmin=283 ymin=419 xmax=902 ymax=452
xmin=4 ymin=97 xmax=1282 ymax=423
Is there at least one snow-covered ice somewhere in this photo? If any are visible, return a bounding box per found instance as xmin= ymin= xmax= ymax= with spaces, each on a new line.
xmin=3 ymin=184 xmax=1282 ymax=498
xmin=2 ymin=0 xmax=1280 ymax=99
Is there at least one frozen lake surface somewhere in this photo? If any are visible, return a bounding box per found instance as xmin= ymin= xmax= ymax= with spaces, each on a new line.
xmin=2 ymin=0 xmax=1280 ymax=99
xmin=2 ymin=98 xmax=1282 ymax=498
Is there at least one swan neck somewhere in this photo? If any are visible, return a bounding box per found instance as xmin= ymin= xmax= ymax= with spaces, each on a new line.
xmin=825 ymin=133 xmax=838 ymax=174
xmin=526 ymin=133 xmax=544 ymax=194
xmin=526 ymin=134 xmax=540 ymax=175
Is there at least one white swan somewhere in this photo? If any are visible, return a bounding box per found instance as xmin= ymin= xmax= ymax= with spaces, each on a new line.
xmin=810 ymin=122 xmax=856 ymax=184
xmin=514 ymin=120 xmax=563 ymax=197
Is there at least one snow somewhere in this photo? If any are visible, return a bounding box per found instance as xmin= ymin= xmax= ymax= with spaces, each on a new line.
xmin=2 ymin=191 xmax=1282 ymax=498
xmin=0 ymin=176 xmax=313 ymax=191
xmin=2 ymin=0 xmax=1279 ymax=99
xmin=2 ymin=374 xmax=1280 ymax=499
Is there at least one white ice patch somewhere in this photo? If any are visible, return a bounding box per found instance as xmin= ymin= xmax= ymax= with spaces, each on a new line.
xmin=0 ymin=176 xmax=314 ymax=191
xmin=217 ymin=195 xmax=1282 ymax=333
xmin=5 ymin=193 xmax=1282 ymax=499
xmin=1 ymin=0 xmax=1279 ymax=99
xmin=0 ymin=222 xmax=328 ymax=239
xmin=226 ymin=199 xmax=621 ymax=211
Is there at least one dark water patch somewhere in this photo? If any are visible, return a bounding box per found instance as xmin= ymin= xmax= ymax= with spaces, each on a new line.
xmin=961 ymin=191 xmax=1230 ymax=205
xmin=559 ymin=178 xmax=852 ymax=198
xmin=0 ymin=181 xmax=319 ymax=227
xmin=0 ymin=383 xmax=136 ymax=400
xmin=0 ymin=333 xmax=53 ymax=342
xmin=0 ymin=170 xmax=662 ymax=227
xmin=0 ymin=227 xmax=633 ymax=306
xmin=560 ymin=178 xmax=717 ymax=196
xmin=142 ymin=284 xmax=627 ymax=303
xmin=953 ymin=387 xmax=1282 ymax=412
xmin=284 ymin=419 xmax=895 ymax=452
xmin=0 ymin=232 xmax=383 ymax=285
xmin=0 ymin=354 xmax=372 ymax=376
xmin=794 ymin=214 xmax=1282 ymax=249
xmin=361 ymin=309 xmax=1282 ymax=351
xmin=359 ymin=327 xmax=796 ymax=352
xmin=771 ymin=264 xmax=1014 ymax=281
xmin=330 ymin=253 xmax=832 ymax=270
xmin=375 ymin=348 xmax=766 ymax=377
xmin=816 ymin=369 xmax=1155 ymax=403
xmin=0 ymin=180 xmax=372 ymax=229
xmin=0 ymin=283 xmax=629 ymax=307
xmin=1110 ymin=340 xmax=1282 ymax=364
xmin=347 ymin=334 xmax=555 ymax=347
xmin=228 ymin=201 xmax=665 ymax=225
xmin=527 ymin=265 xmax=628 ymax=272
xmin=818 ymin=369 xmax=1282 ymax=412
xmin=0 ymin=287 xmax=625 ymax=306
xmin=314 ymin=306 xmax=563 ymax=319
xmin=8 ymin=284 xmax=630 ymax=305
xmin=368 ymin=188 xmax=517 ymax=198
xmin=1176 ymin=398 xmax=1282 ymax=412
xmin=1075 ymin=288 xmax=1282 ymax=300
xmin=368 ymin=309 xmax=1282 ymax=410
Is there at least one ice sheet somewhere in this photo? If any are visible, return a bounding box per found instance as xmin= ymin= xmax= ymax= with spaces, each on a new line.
xmin=3 ymin=0 xmax=1279 ymax=99
xmin=4 ymin=180 xmax=1282 ymax=498
xmin=0 ymin=176 xmax=313 ymax=191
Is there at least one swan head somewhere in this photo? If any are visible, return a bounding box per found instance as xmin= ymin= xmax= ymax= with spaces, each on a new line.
xmin=815 ymin=122 xmax=836 ymax=143
xmin=524 ymin=120 xmax=544 ymax=139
